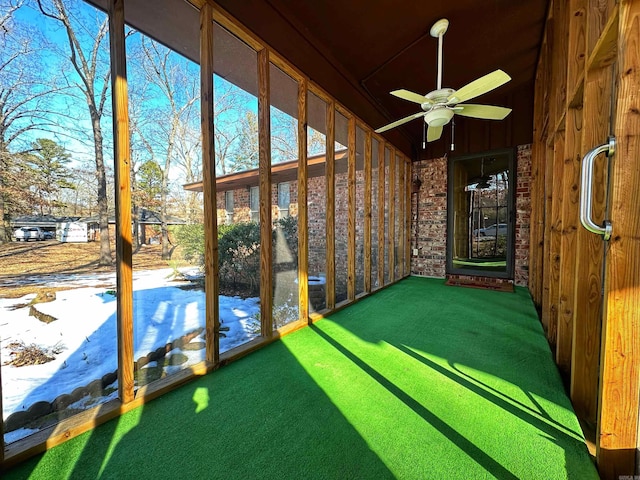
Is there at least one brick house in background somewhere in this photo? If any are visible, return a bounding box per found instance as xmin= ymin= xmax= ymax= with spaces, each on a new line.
xmin=183 ymin=148 xmax=399 ymax=302
xmin=184 ymin=150 xmax=349 ymax=226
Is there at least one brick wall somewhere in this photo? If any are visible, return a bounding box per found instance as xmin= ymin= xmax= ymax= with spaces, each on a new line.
xmin=515 ymin=144 xmax=531 ymax=286
xmin=335 ymin=170 xmax=349 ymax=300
xmin=216 ymin=187 xmax=251 ymax=225
xmin=216 ymin=183 xmax=298 ymax=226
xmin=410 ymin=144 xmax=532 ymax=287
xmin=214 ymin=166 xmax=385 ymax=300
xmin=307 ymin=175 xmax=326 ymax=274
xmin=410 ymin=156 xmax=448 ymax=278
xmin=214 ymin=176 xmax=341 ymax=282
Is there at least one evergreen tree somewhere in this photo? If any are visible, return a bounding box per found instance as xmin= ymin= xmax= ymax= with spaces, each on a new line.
xmin=136 ymin=159 xmax=163 ymax=209
xmin=25 ymin=138 xmax=73 ymax=214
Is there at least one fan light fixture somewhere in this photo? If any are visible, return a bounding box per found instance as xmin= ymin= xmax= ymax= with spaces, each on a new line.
xmin=424 ymin=108 xmax=454 ymax=127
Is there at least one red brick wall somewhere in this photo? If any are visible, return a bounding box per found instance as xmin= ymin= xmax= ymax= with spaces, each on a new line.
xmin=410 ymin=156 xmax=448 ymax=278
xmin=334 ymin=170 xmax=349 ymax=300
xmin=410 ymin=144 xmax=532 ymax=286
xmin=214 ymin=178 xmax=328 ymax=279
xmin=216 ymin=184 xmax=298 ymax=226
xmin=213 ymin=168 xmax=372 ymax=295
xmin=307 ymin=175 xmax=327 ymax=274
xmin=216 ymin=189 xmax=253 ymax=225
xmin=515 ymin=144 xmax=531 ymax=286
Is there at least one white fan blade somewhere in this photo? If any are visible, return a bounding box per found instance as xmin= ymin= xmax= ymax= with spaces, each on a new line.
xmin=427 ymin=124 xmax=443 ymax=142
xmin=375 ymin=111 xmax=426 ymax=133
xmin=455 ymin=104 xmax=512 ymax=120
xmin=390 ymin=89 xmax=432 ymax=105
xmin=448 ymin=70 xmax=511 ymax=104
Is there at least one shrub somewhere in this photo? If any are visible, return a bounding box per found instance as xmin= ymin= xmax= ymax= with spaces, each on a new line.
xmin=217 ymin=222 xmax=261 ymax=293
xmin=174 ymin=218 xmax=300 ymax=297
xmin=174 ymin=224 xmax=205 ymax=265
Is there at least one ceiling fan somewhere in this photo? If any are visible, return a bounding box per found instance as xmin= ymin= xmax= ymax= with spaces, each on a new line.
xmin=374 ymin=18 xmax=512 ymax=142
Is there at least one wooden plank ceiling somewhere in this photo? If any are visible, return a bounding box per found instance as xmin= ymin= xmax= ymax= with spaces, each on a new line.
xmin=215 ymin=0 xmax=549 ymax=158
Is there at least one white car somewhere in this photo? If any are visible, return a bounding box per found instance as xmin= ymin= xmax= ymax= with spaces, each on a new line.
xmin=14 ymin=227 xmax=45 ymax=241
xmin=475 ymin=223 xmax=508 ymax=237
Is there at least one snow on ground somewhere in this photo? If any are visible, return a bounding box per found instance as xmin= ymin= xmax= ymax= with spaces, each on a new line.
xmin=0 ymin=268 xmax=260 ymax=436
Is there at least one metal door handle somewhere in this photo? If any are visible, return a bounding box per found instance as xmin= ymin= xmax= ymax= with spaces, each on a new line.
xmin=579 ymin=136 xmax=614 ymax=240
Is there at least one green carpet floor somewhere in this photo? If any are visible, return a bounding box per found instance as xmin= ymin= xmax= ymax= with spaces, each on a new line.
xmin=4 ymin=277 xmax=598 ymax=479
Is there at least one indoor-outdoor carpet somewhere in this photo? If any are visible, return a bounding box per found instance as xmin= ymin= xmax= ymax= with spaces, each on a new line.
xmin=4 ymin=277 xmax=598 ymax=479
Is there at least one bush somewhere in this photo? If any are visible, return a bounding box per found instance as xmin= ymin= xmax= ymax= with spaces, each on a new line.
xmin=174 ymin=224 xmax=205 ymax=265
xmin=218 ymin=222 xmax=261 ymax=293
xmin=174 ymin=218 xmax=300 ymax=297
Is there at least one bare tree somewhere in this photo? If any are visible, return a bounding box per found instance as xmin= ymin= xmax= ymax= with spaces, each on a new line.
xmin=307 ymin=128 xmax=326 ymax=157
xmin=0 ymin=0 xmax=63 ymax=241
xmin=228 ymin=110 xmax=259 ymax=173
xmin=128 ymin=89 xmax=155 ymax=248
xmin=172 ymin=118 xmax=202 ymax=222
xmin=59 ymin=164 xmax=94 ymax=216
xmin=0 ymin=0 xmax=22 ymax=29
xmin=270 ymin=108 xmax=298 ymax=163
xmin=212 ymin=81 xmax=245 ymax=175
xmin=137 ymin=37 xmax=199 ymax=259
xmin=37 ymin=0 xmax=112 ymax=265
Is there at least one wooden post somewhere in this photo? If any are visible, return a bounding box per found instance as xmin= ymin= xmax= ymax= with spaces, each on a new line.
xmin=540 ymin=10 xmax=555 ymax=336
xmin=529 ymin=40 xmax=548 ymax=307
xmin=326 ymin=103 xmax=335 ymax=310
xmin=200 ymin=3 xmax=219 ymax=364
xmin=548 ymin=0 xmax=570 ymax=376
xmin=397 ymin=153 xmax=405 ymax=278
xmin=297 ymin=78 xmax=309 ymax=323
xmin=405 ymin=158 xmax=411 ymax=277
xmin=347 ymin=116 xmax=356 ymax=301
xmin=541 ymin=138 xmax=556 ymax=345
xmin=388 ymin=148 xmax=396 ymax=283
xmin=549 ymin=131 xmax=565 ymax=358
xmin=597 ymin=2 xmax=640 ymax=477
xmin=108 ymin=0 xmax=134 ymax=404
xmin=377 ymin=141 xmax=386 ymax=287
xmin=543 ymin=0 xmax=569 ymax=353
xmin=557 ymin=0 xmax=586 ymax=381
xmin=258 ymin=49 xmax=272 ymax=336
xmin=364 ymin=129 xmax=372 ymax=293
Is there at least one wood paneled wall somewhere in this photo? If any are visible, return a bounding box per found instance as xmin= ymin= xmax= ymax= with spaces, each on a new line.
xmin=529 ymin=1 xmax=640 ymax=478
